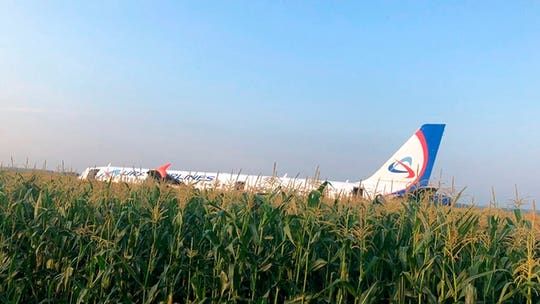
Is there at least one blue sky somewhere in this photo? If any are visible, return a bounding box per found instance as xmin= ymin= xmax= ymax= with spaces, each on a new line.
xmin=1 ymin=1 xmax=539 ymax=207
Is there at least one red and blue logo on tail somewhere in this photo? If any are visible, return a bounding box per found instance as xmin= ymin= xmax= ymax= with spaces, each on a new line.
xmin=361 ymin=123 xmax=445 ymax=197
xmin=392 ymin=124 xmax=445 ymax=195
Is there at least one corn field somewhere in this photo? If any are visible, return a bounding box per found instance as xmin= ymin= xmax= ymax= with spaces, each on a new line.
xmin=1 ymin=171 xmax=539 ymax=303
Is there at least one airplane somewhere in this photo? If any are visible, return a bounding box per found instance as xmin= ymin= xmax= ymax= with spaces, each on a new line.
xmin=79 ymin=124 xmax=447 ymax=203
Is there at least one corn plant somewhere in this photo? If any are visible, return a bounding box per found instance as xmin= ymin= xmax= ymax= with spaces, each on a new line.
xmin=0 ymin=170 xmax=539 ymax=303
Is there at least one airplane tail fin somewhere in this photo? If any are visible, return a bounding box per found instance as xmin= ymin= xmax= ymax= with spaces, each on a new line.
xmin=362 ymin=124 xmax=445 ymax=196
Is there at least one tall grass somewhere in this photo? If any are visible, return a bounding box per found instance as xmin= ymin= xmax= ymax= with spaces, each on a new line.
xmin=0 ymin=170 xmax=539 ymax=303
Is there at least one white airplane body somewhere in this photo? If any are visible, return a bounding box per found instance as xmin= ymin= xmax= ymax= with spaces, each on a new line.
xmin=79 ymin=124 xmax=446 ymax=200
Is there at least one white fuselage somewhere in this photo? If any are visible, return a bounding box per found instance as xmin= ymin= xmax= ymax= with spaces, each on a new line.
xmin=79 ymin=166 xmax=364 ymax=198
